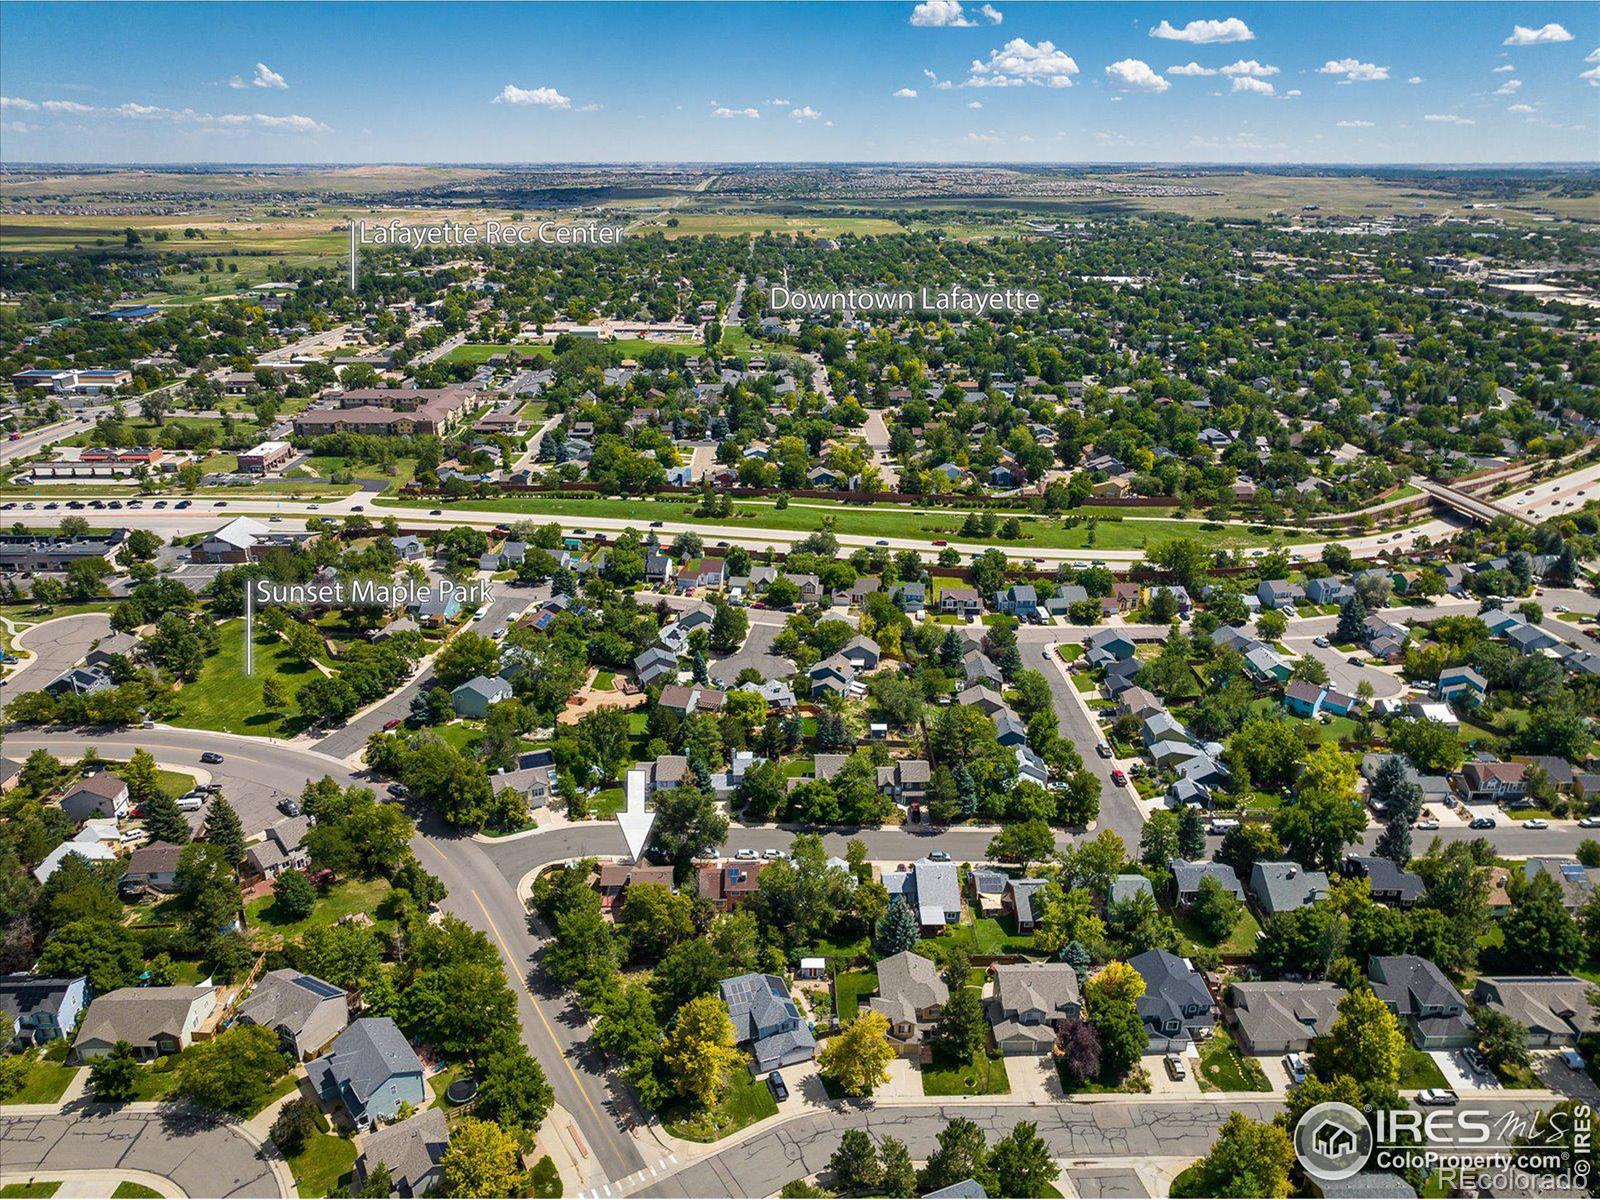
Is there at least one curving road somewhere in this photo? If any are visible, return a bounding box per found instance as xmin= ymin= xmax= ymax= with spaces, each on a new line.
xmin=0 ymin=1105 xmax=287 ymax=1198
xmin=5 ymin=611 xmax=113 ymax=695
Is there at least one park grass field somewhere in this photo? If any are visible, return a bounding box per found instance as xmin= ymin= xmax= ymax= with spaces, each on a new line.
xmin=168 ymin=618 xmax=320 ymax=738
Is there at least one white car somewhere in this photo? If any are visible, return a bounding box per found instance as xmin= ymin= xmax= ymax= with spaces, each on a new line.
xmin=1523 ymin=818 xmax=1549 ymax=830
xmin=1414 ymin=819 xmax=1440 ymax=831
xmin=1417 ymin=1089 xmax=1459 ymax=1107
xmin=735 ymin=848 xmax=759 ymax=860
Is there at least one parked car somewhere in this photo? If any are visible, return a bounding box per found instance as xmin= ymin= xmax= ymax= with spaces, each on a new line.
xmin=1414 ymin=819 xmax=1440 ymax=831
xmin=1096 ymin=743 xmax=1113 ymax=759
xmin=176 ymin=794 xmax=205 ymax=813
xmin=1110 ymin=769 xmax=1127 ymax=786
xmin=383 ymin=717 xmax=402 ymax=730
xmin=1579 ymin=817 xmax=1600 ymax=829
xmin=767 ymin=1072 xmax=789 ymax=1102
xmin=1284 ymin=1053 xmax=1308 ymax=1084
xmin=1313 ymin=636 xmax=1330 ymax=648
xmin=1164 ymin=1055 xmax=1186 ymax=1081
xmin=1207 ymin=818 xmax=1240 ymax=835
xmin=278 ymin=799 xmax=301 ymax=817
xmin=1348 ymin=655 xmax=1364 ymax=666
xmin=735 ymin=848 xmax=759 ymax=861
xmin=1523 ymin=818 xmax=1549 ymax=830
xmin=386 ymin=784 xmax=408 ymax=799
xmin=1562 ymin=1049 xmax=1586 ymax=1071
xmin=928 ymin=850 xmax=951 ymax=862
xmin=1417 ymin=1089 xmax=1459 ymax=1107
xmin=1469 ymin=816 xmax=1497 ymax=830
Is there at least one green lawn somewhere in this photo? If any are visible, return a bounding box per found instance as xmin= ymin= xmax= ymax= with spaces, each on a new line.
xmin=1176 ymin=908 xmax=1263 ymax=958
xmin=245 ymin=878 xmax=395 ymax=942
xmin=592 ymin=670 xmax=616 ymax=690
xmin=1399 ymin=1047 xmax=1449 ymax=1090
xmin=126 ymin=1054 xmax=185 ymax=1102
xmin=1196 ymin=1031 xmax=1270 ymax=1093
xmin=284 ymin=1131 xmax=357 ymax=1200
xmin=243 ymin=1070 xmax=303 ymax=1118
xmin=0 ymin=1052 xmax=78 ymax=1105
xmin=834 ymin=970 xmax=879 ymax=1019
xmin=428 ymin=1063 xmax=467 ymax=1110
xmin=169 ymin=618 xmax=321 ymax=738
xmin=590 ymin=786 xmax=625 ymax=818
xmin=663 ymin=1070 xmax=778 ymax=1143
xmin=922 ymin=1048 xmax=1010 ymax=1097
xmin=0 ymin=1185 xmax=61 ymax=1199
xmin=379 ymin=493 xmax=1307 ymax=551
xmin=926 ymin=917 xmax=1035 ymax=958
xmin=111 ymin=1185 xmax=163 ymax=1200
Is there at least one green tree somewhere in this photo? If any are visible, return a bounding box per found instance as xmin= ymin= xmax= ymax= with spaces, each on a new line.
xmin=1177 ymin=1111 xmax=1294 ymax=1198
xmin=876 ymin=895 xmax=919 ymax=955
xmin=204 ymin=794 xmax=246 ymax=865
xmin=475 ymin=1044 xmax=555 ymax=1133
xmin=988 ymin=1120 xmax=1059 ymax=1199
xmin=270 ymin=1097 xmax=320 ymax=1157
xmin=139 ymin=790 xmax=193 ymax=847
xmin=1194 ymin=874 xmax=1244 ymax=943
xmin=89 ymin=1040 xmax=140 ymax=1104
xmin=879 ymin=1138 xmax=915 ymax=1198
xmin=1177 ymin=805 xmax=1206 ymax=860
xmin=174 ymin=1024 xmax=288 ymax=1114
xmin=818 ymin=1010 xmax=895 ymax=1098
xmin=272 ymin=869 xmax=318 ymax=921
xmin=662 ymin=995 xmax=743 ymax=1111
xmin=1317 ymin=987 xmax=1405 ymax=1098
xmin=918 ymin=1117 xmax=990 ymax=1197
xmin=1502 ymin=871 xmax=1585 ymax=972
xmin=827 ymin=1129 xmax=882 ymax=1196
xmin=439 ymin=1117 xmax=526 ymax=1199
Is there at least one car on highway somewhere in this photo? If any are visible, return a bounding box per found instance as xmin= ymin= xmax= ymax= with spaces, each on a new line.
xmin=1469 ymin=816 xmax=1497 ymax=830
xmin=1417 ymin=1089 xmax=1459 ymax=1107
xmin=1523 ymin=818 xmax=1549 ymax=830
xmin=6 ymin=432 xmax=17 ymax=441
xmin=932 ymin=539 xmax=947 ymax=546
xmin=430 ymin=509 xmax=443 ymax=515
xmin=200 ymin=751 xmax=224 ymax=764
xmin=1110 ymin=769 xmax=1128 ymax=786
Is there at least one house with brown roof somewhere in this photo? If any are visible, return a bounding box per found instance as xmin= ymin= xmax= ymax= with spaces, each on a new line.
xmin=59 ymin=772 xmax=130 ymax=822
xmin=122 ymin=842 xmax=185 ymax=894
xmin=594 ymin=863 xmax=676 ymax=918
xmin=698 ymin=862 xmax=765 ymax=910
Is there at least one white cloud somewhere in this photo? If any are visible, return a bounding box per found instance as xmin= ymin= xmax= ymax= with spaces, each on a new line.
xmin=1589 ymin=48 xmax=1600 ymax=61
xmin=1582 ymin=65 xmax=1600 ymax=86
xmin=115 ymin=102 xmax=170 ymax=119
xmin=492 ymin=84 xmax=572 ymax=109
xmin=790 ymin=105 xmax=821 ymax=120
xmin=1508 ymin=103 xmax=1535 ymax=112
xmin=212 ymin=112 xmax=327 ymax=133
xmin=1408 ymin=76 xmax=1422 ymax=84
xmin=1505 ymin=23 xmax=1572 ymax=45
xmin=911 ymin=0 xmax=974 ymax=27
xmin=1149 ymin=17 xmax=1253 ymax=43
xmin=1 ymin=120 xmax=35 ymax=134
xmin=923 ymin=67 xmax=954 ymax=89
xmin=0 ymin=97 xmax=39 ymax=110
xmin=893 ymin=87 xmax=919 ymax=98
xmin=1220 ymin=59 xmax=1278 ymax=77
xmin=1317 ymin=58 xmax=1389 ymax=82
xmin=1285 ymin=88 xmax=1301 ymax=96
xmin=1231 ymin=76 xmax=1275 ymax=95
xmin=965 ymin=37 xmax=1080 ymax=87
xmin=250 ymin=62 xmax=287 ymax=89
xmin=967 ymin=100 xmax=983 ymax=108
xmin=1494 ymin=79 xmax=1522 ymax=95
xmin=964 ymin=130 xmax=1001 ymax=142
xmin=712 ymin=106 xmax=760 ymax=118
xmin=769 ymin=98 xmax=790 ymax=106
xmin=978 ymin=4 xmax=1003 ymax=24
xmin=43 ymin=99 xmax=96 ymax=114
xmin=1106 ymin=58 xmax=1170 ymax=92
xmin=1167 ymin=62 xmax=1217 ymax=76
xmin=1336 ymin=119 xmax=1375 ymax=127
xmin=1424 ymin=113 xmax=1475 ymax=124
xmin=1492 ymin=64 xmax=1516 ymax=73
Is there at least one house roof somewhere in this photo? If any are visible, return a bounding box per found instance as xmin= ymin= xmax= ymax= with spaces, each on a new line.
xmin=234 ymin=970 xmax=345 ymax=1042
xmin=1229 ymin=981 xmax=1343 ymax=1047
xmin=359 ymin=1108 xmax=448 ymax=1196
xmin=307 ymin=1017 xmax=423 ymax=1108
xmin=1169 ymin=859 xmax=1245 ymax=900
xmin=1250 ymin=861 xmax=1329 ymax=915
xmin=911 ymin=859 xmax=961 ymax=925
xmin=868 ymin=951 xmax=948 ymax=1027
xmin=0 ymin=975 xmax=82 ymax=1023
xmin=1369 ymin=956 xmax=1462 ymax=1016
xmin=1129 ymin=950 xmax=1212 ymax=1029
xmin=125 ymin=841 xmax=184 ymax=876
xmin=73 ymin=986 xmax=214 ymax=1048
xmin=1472 ymin=976 xmax=1600 ymax=1040
xmin=993 ymin=962 xmax=1080 ymax=1019
xmin=65 ymin=772 xmax=128 ymax=801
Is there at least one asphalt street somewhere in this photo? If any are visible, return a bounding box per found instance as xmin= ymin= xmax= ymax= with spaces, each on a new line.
xmin=0 ymin=1106 xmax=286 ymax=1198
xmin=4 ymin=612 xmax=112 ymax=694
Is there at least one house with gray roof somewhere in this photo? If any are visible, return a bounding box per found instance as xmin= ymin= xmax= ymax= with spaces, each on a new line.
xmin=634 ymin=646 xmax=678 ymax=688
xmin=233 ymin=969 xmax=349 ymax=1060
xmin=244 ymin=817 xmax=311 ymax=882
xmin=1108 ymin=875 xmax=1154 ymax=908
xmin=1369 ymin=956 xmax=1474 ymax=1049
xmin=0 ymin=975 xmax=88 ymax=1048
xmin=307 ymin=1017 xmax=427 ymax=1130
xmin=1005 ymin=879 xmax=1049 ymax=933
xmin=1129 ymin=950 xmax=1215 ymax=1052
xmin=719 ymin=973 xmax=815 ymax=1072
xmin=1341 ymin=856 xmax=1425 ymax=907
xmin=1226 ymin=981 xmax=1344 ymax=1054
xmin=1249 ymin=861 xmax=1329 ymax=916
xmin=450 ymin=674 xmax=514 ymax=718
xmin=355 ymin=1107 xmax=448 ymax=1198
xmin=69 ymin=985 xmax=217 ymax=1063
xmin=1169 ymin=859 xmax=1245 ymax=908
xmin=1471 ymin=976 xmax=1600 ymax=1047
xmin=989 ymin=963 xmax=1081 ymax=1056
xmin=882 ymin=859 xmax=962 ymax=931
xmin=867 ymin=951 xmax=947 ymax=1047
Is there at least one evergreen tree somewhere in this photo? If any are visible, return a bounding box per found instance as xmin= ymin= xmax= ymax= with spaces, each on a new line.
xmin=1335 ymin=593 xmax=1368 ymax=644
xmin=141 ymin=790 xmax=192 ymax=846
xmin=204 ymin=795 xmax=246 ymax=865
xmin=879 ymin=1138 xmax=915 ymax=1198
xmin=1370 ymin=755 xmax=1422 ymax=823
xmin=1375 ymin=817 xmax=1412 ymax=867
xmin=1177 ymin=805 xmax=1206 ymax=860
xmin=954 ymin=764 xmax=978 ymax=819
xmin=877 ymin=896 xmax=919 ymax=955
xmin=827 ymin=1130 xmax=881 ymax=1195
xmin=939 ymin=627 xmax=964 ymax=671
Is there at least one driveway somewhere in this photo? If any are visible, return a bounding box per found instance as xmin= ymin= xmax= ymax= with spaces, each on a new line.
xmin=0 ymin=1107 xmax=287 ymax=1198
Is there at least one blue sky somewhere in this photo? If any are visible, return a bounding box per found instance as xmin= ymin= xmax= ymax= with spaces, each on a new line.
xmin=1 ymin=2 xmax=1596 ymax=164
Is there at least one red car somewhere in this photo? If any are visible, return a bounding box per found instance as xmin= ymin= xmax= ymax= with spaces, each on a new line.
xmin=383 ymin=717 xmax=402 ymax=730
xmin=932 ymin=539 xmax=947 ymax=546
xmin=1110 ymin=769 xmax=1128 ymax=786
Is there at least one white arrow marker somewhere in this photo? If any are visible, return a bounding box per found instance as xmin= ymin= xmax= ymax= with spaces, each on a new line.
xmin=617 ymin=767 xmax=656 ymax=863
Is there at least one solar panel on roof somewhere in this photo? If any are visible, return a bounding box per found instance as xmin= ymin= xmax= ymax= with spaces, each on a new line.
xmin=1562 ymin=864 xmax=1587 ymax=880
xmin=293 ymin=975 xmax=346 ymax=1000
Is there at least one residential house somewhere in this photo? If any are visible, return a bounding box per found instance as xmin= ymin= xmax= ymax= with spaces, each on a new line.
xmin=307 ymin=1017 xmax=428 ymax=1130
xmin=1456 ymin=761 xmax=1528 ymax=806
xmin=657 ymin=684 xmax=727 ymax=717
xmin=970 ymin=870 xmax=1008 ymax=918
xmin=32 ymin=832 xmax=119 ymax=885
xmin=69 ymin=985 xmax=217 ymax=1062
xmin=1369 ymin=956 xmax=1475 ymax=1049
xmin=882 ymin=859 xmax=962 ymax=932
xmin=122 ymin=842 xmax=184 ymax=894
xmin=809 ymin=655 xmax=858 ymax=698
xmin=594 ymin=863 xmax=677 ymax=918
xmin=1169 ymin=860 xmax=1246 ymax=908
xmin=1438 ymin=666 xmax=1487 ymax=707
xmin=1470 ymin=976 xmax=1600 ymax=1047
xmin=720 ymin=973 xmax=816 ymax=1071
xmin=841 ymin=636 xmax=881 ymax=672
xmin=678 ymin=557 xmax=727 ymax=591
xmin=1129 ymin=950 xmax=1216 ymax=1053
xmin=1005 ymin=879 xmax=1049 ymax=933
xmin=963 ymin=652 xmax=1003 ymax=689
xmin=1243 ymin=644 xmax=1293 ymax=684
xmin=355 ymin=1107 xmax=449 ymax=1199
xmin=1522 ymin=859 xmax=1600 ymax=911
xmin=450 ymin=674 xmax=514 ymax=718
xmin=1363 ymin=616 xmax=1409 ymax=663
xmin=1249 ymin=861 xmax=1329 ymax=917
xmin=634 ymin=646 xmax=679 ymax=689
xmin=243 ymin=818 xmax=311 ymax=882
xmin=698 ymin=862 xmax=764 ymax=910
xmin=1341 ymin=856 xmax=1426 ymax=907
xmin=1256 ymin=580 xmax=1304 ymax=611
xmin=989 ymin=963 xmax=1082 ymax=1056
xmin=1305 ymin=577 xmax=1353 ymax=606
xmin=993 ymin=585 xmax=1039 ymax=617
xmin=233 ymin=970 xmax=350 ymax=1060
xmin=894 ymin=582 xmax=927 ymax=615
xmin=0 ymin=975 xmax=88 ymax=1048
xmin=939 ymin=588 xmax=983 ymax=618
xmin=1109 ymin=875 xmax=1154 ymax=908
xmin=877 ymin=760 xmax=930 ymax=806
xmin=867 ymin=951 xmax=947 ymax=1052
xmin=59 ymin=772 xmax=130 ymax=822
xmin=1086 ymin=629 xmax=1136 ymax=667
xmin=1227 ymin=982 xmax=1344 ymax=1055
